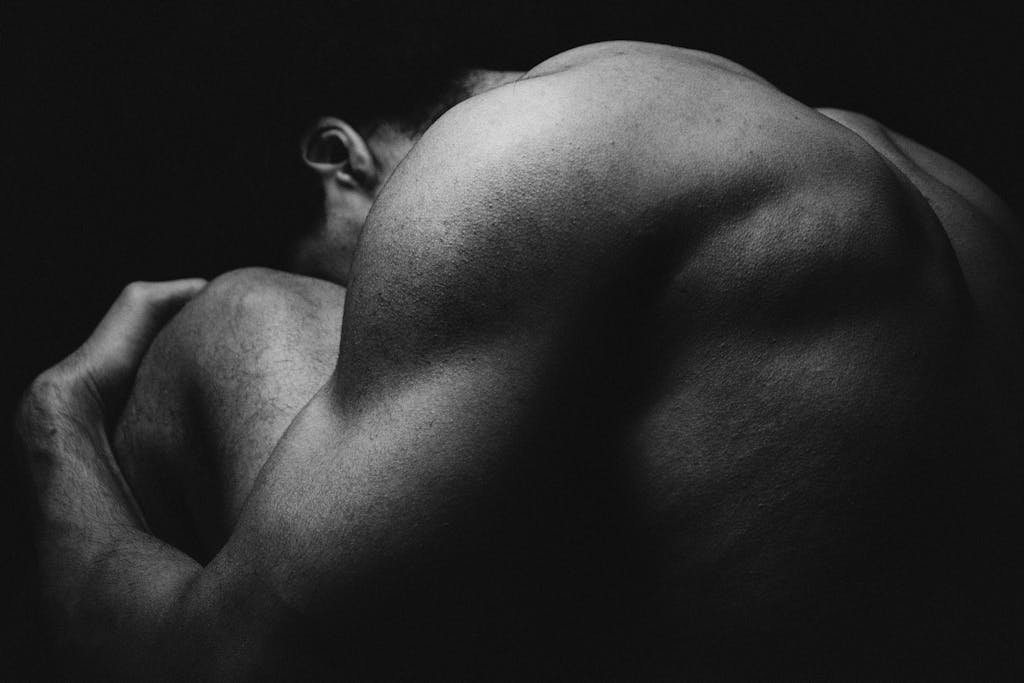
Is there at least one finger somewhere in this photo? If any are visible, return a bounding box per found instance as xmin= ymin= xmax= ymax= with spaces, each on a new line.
xmin=86 ymin=279 xmax=207 ymax=356
xmin=76 ymin=279 xmax=208 ymax=406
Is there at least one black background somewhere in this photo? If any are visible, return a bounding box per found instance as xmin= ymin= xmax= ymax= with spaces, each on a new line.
xmin=4 ymin=0 xmax=1022 ymax=675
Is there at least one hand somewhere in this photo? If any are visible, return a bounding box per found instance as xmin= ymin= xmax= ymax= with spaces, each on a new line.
xmin=14 ymin=280 xmax=210 ymax=660
xmin=20 ymin=279 xmax=207 ymax=431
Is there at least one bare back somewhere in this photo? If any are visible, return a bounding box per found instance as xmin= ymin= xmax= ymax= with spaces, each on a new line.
xmin=110 ymin=42 xmax=1022 ymax=677
xmin=504 ymin=42 xmax=1024 ymax=670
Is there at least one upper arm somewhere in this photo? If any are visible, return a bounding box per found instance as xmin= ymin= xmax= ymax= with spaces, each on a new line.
xmin=336 ymin=77 xmax=657 ymax=394
xmin=188 ymin=73 xmax=683 ymax=672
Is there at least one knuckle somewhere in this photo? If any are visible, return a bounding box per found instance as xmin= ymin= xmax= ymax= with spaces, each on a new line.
xmin=16 ymin=372 xmax=70 ymax=430
xmin=26 ymin=371 xmax=68 ymax=404
xmin=24 ymin=361 xmax=90 ymax=404
xmin=121 ymin=282 xmax=142 ymax=302
xmin=122 ymin=280 xmax=152 ymax=302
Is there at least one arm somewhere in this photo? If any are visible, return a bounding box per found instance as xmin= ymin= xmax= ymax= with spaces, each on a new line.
xmin=18 ymin=69 xmax=682 ymax=677
xmin=16 ymin=280 xmax=209 ymax=677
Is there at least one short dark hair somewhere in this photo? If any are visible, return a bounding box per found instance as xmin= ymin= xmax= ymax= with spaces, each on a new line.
xmin=290 ymin=32 xmax=488 ymax=140
xmin=257 ymin=5 xmax=554 ymax=259
xmin=279 ymin=0 xmax=583 ymax=140
xmin=351 ymin=64 xmax=479 ymax=139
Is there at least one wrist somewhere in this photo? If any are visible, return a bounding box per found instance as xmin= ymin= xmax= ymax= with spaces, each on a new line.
xmin=19 ymin=365 xmax=104 ymax=427
xmin=17 ymin=375 xmax=91 ymax=471
xmin=17 ymin=369 xmax=144 ymax=533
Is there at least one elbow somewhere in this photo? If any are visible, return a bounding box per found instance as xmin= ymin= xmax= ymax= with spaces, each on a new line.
xmin=172 ymin=570 xmax=325 ymax=679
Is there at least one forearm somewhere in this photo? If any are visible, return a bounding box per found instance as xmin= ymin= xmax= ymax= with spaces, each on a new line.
xmin=19 ymin=375 xmax=203 ymax=675
xmin=57 ymin=529 xmax=201 ymax=676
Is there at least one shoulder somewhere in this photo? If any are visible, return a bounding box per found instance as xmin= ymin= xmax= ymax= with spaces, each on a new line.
xmin=519 ymin=40 xmax=775 ymax=86
xmin=159 ymin=268 xmax=343 ymax=363
xmin=367 ymin=42 xmax=799 ymax=254
xmin=341 ymin=50 xmax=745 ymax=385
xmin=373 ymin=43 xmax=903 ymax=279
xmin=397 ymin=42 xmax=895 ymax=220
xmin=358 ymin=44 xmax=909 ymax=290
xmin=344 ymin=42 xmax=949 ymax=361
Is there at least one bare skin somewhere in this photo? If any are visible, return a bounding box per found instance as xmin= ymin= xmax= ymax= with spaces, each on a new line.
xmin=17 ymin=42 xmax=1022 ymax=678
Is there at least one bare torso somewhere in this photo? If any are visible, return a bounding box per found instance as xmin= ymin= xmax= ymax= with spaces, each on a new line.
xmin=113 ymin=42 xmax=1022 ymax=676
xmin=504 ymin=43 xmax=1022 ymax=671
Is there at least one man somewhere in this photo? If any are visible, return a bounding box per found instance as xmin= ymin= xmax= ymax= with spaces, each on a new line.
xmin=16 ymin=41 xmax=1022 ymax=677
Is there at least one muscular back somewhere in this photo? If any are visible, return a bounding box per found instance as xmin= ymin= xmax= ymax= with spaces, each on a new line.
xmin=122 ymin=43 xmax=1021 ymax=677
xmin=484 ymin=42 xmax=1022 ymax=671
xmin=372 ymin=42 xmax=1021 ymax=671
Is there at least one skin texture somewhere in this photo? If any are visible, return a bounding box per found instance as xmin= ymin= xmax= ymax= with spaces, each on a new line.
xmin=113 ymin=270 xmax=345 ymax=559
xmin=17 ymin=42 xmax=1022 ymax=677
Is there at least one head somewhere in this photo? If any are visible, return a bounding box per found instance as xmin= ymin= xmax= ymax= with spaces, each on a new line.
xmin=289 ymin=68 xmax=524 ymax=284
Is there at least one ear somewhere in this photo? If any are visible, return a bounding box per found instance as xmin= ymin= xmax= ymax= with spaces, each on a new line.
xmin=301 ymin=117 xmax=378 ymax=190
